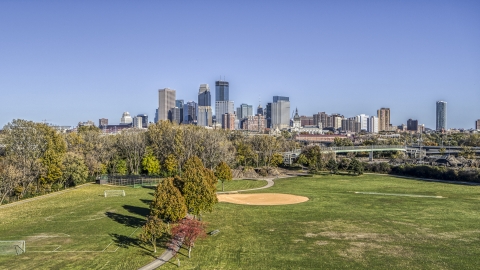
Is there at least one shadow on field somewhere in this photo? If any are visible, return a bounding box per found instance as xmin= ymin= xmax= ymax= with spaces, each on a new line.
xmin=109 ymin=233 xmax=149 ymax=251
xmin=123 ymin=205 xmax=150 ymax=217
xmin=105 ymin=211 xmax=145 ymax=228
xmin=140 ymin=199 xmax=153 ymax=206
xmin=141 ymin=186 xmax=157 ymax=190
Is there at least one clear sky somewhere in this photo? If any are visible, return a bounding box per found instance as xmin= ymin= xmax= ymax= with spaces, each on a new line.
xmin=1 ymin=1 xmax=479 ymax=129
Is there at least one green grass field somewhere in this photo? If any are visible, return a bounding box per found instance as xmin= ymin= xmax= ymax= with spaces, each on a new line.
xmin=1 ymin=175 xmax=479 ymax=269
xmin=216 ymin=179 xmax=268 ymax=192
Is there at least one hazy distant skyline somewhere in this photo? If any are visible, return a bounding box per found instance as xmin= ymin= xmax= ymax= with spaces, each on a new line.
xmin=1 ymin=1 xmax=479 ymax=129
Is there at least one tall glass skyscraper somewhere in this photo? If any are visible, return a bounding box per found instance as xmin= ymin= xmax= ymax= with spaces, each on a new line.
xmin=215 ymin=81 xmax=229 ymax=102
xmin=198 ymin=84 xmax=211 ymax=106
xmin=436 ymin=101 xmax=447 ymax=131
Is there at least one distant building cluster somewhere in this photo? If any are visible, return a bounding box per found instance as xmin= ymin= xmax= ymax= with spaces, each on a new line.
xmin=73 ymin=77 xmax=479 ymax=135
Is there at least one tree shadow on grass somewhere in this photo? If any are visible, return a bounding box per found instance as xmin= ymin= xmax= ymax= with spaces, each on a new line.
xmin=105 ymin=211 xmax=145 ymax=228
xmin=141 ymin=185 xmax=157 ymax=190
xmin=140 ymin=199 xmax=153 ymax=206
xmin=123 ymin=205 xmax=150 ymax=217
xmin=109 ymin=233 xmax=149 ymax=252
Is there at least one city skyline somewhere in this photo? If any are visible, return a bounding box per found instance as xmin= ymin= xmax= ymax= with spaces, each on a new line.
xmin=0 ymin=1 xmax=479 ymax=129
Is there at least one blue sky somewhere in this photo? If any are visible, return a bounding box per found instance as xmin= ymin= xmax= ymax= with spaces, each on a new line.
xmin=1 ymin=1 xmax=479 ymax=129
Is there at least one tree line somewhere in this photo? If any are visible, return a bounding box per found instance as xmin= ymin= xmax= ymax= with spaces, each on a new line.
xmin=0 ymin=119 xmax=294 ymax=204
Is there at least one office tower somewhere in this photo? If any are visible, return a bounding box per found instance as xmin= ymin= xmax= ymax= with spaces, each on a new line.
xmin=215 ymin=80 xmax=229 ymax=102
xmin=176 ymin=100 xmax=184 ymax=108
xmin=158 ymin=88 xmax=176 ymax=122
xmin=271 ymin=97 xmax=290 ymax=130
xmin=476 ymin=119 xmax=480 ymax=130
xmin=171 ymin=107 xmax=182 ymax=124
xmin=356 ymin=114 xmax=369 ymax=131
xmin=341 ymin=117 xmax=361 ymax=133
xmin=120 ymin=112 xmax=133 ymax=124
xmin=377 ymin=108 xmax=391 ymax=131
xmin=236 ymin=104 xmax=253 ymax=119
xmin=436 ymin=101 xmax=447 ymax=131
xmin=183 ymin=101 xmax=197 ymax=124
xmin=407 ymin=119 xmax=418 ymax=131
xmin=176 ymin=100 xmax=184 ymax=124
xmin=368 ymin=116 xmax=379 ymax=133
xmin=273 ymin=96 xmax=289 ymax=102
xmin=257 ymin=104 xmax=263 ymax=115
xmin=198 ymin=84 xmax=211 ymax=106
xmin=198 ymin=106 xmax=213 ymax=127
xmin=222 ymin=113 xmax=236 ymax=130
xmin=99 ymin=118 xmax=108 ymax=128
xmin=133 ymin=116 xmax=143 ymax=128
xmin=266 ymin=103 xmax=272 ymax=128
xmin=154 ymin=109 xmax=158 ymax=123
xmin=197 ymin=84 xmax=212 ymax=127
xmin=216 ymin=101 xmax=234 ymax=125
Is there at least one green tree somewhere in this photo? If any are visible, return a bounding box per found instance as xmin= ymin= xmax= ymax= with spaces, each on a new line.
xmin=139 ymin=215 xmax=168 ymax=253
xmin=439 ymin=148 xmax=446 ymax=156
xmin=115 ymin=159 xmax=127 ymax=175
xmin=215 ymin=161 xmax=232 ymax=192
xmin=459 ymin=146 xmax=475 ymax=159
xmin=327 ymin=159 xmax=338 ymax=174
xmin=142 ymin=147 xmax=161 ymax=175
xmin=181 ymin=156 xmax=218 ymax=217
xmin=38 ymin=125 xmax=67 ymax=189
xmin=163 ymin=154 xmax=178 ymax=177
xmin=348 ymin=158 xmax=364 ymax=176
xmin=333 ymin=137 xmax=353 ymax=146
xmin=61 ymin=152 xmax=89 ymax=187
xmin=270 ymin=153 xmax=284 ymax=167
xmin=150 ymin=177 xmax=187 ymax=223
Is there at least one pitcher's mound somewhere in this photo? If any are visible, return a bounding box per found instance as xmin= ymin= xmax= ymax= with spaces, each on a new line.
xmin=217 ymin=193 xmax=309 ymax=205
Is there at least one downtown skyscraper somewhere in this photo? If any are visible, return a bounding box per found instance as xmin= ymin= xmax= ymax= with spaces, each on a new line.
xmin=197 ymin=84 xmax=212 ymax=127
xmin=436 ymin=101 xmax=447 ymax=131
xmin=158 ymin=88 xmax=176 ymax=122
xmin=215 ymin=80 xmax=234 ymax=126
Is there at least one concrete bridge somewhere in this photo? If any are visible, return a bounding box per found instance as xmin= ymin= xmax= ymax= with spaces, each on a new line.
xmin=282 ymin=145 xmax=407 ymax=165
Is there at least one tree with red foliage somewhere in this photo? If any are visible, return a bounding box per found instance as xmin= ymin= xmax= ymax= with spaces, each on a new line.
xmin=170 ymin=217 xmax=207 ymax=258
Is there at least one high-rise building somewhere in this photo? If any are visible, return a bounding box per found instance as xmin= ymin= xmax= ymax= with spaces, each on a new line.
xmin=341 ymin=117 xmax=361 ymax=133
xmin=183 ymin=101 xmax=197 ymax=124
xmin=377 ymin=108 xmax=390 ymax=131
xmin=198 ymin=84 xmax=211 ymax=106
xmin=436 ymin=101 xmax=447 ymax=131
xmin=222 ymin=113 xmax=236 ymax=130
xmin=135 ymin=114 xmax=148 ymax=128
xmin=271 ymin=97 xmax=290 ymax=130
xmin=273 ymin=96 xmax=289 ymax=102
xmin=476 ymin=119 xmax=480 ymax=130
xmin=356 ymin=114 xmax=369 ymax=131
xmin=216 ymin=101 xmax=234 ymax=125
xmin=300 ymin=116 xmax=314 ymax=126
xmin=368 ymin=116 xmax=379 ymax=133
xmin=407 ymin=119 xmax=418 ymax=131
xmin=266 ymin=103 xmax=272 ymax=128
xmin=215 ymin=81 xmax=229 ymax=102
xmin=197 ymin=106 xmax=213 ymax=127
xmin=120 ymin=112 xmax=133 ymax=124
xmin=236 ymin=104 xmax=253 ymax=120
xmin=170 ymin=107 xmax=182 ymax=124
xmin=257 ymin=104 xmax=264 ymax=115
xmin=158 ymin=88 xmax=176 ymax=122
xmin=332 ymin=114 xmax=343 ymax=129
xmin=175 ymin=100 xmax=184 ymax=124
xmin=133 ymin=116 xmax=143 ymax=128
xmin=99 ymin=118 xmax=108 ymax=128
xmin=154 ymin=109 xmax=158 ymax=123
xmin=313 ymin=112 xmax=328 ymax=128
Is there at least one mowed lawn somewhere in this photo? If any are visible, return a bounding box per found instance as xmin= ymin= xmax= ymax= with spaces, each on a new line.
xmin=216 ymin=179 xmax=268 ymax=192
xmin=168 ymin=174 xmax=480 ymax=270
xmin=1 ymin=175 xmax=480 ymax=269
xmin=0 ymin=184 xmax=155 ymax=270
